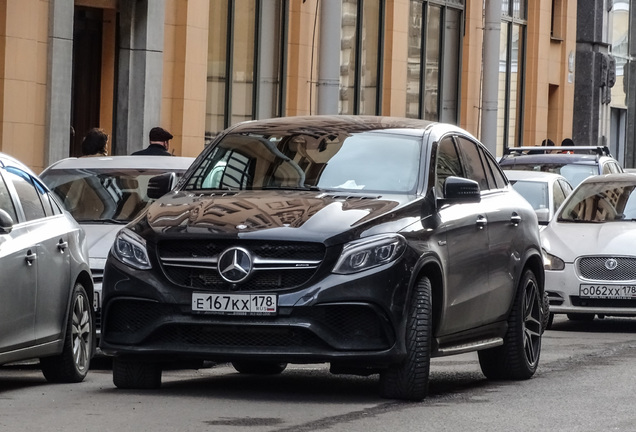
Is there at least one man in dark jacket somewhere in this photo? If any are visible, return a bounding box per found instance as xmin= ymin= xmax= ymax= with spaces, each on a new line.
xmin=132 ymin=127 xmax=173 ymax=156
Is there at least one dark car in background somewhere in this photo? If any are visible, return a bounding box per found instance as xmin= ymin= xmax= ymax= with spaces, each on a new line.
xmin=100 ymin=116 xmax=545 ymax=401
xmin=39 ymin=156 xmax=195 ymax=338
xmin=499 ymin=146 xmax=623 ymax=187
xmin=0 ymin=152 xmax=94 ymax=382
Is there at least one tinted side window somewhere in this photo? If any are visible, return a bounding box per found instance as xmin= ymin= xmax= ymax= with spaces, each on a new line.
xmin=0 ymin=173 xmax=18 ymax=221
xmin=5 ymin=168 xmax=46 ymax=221
xmin=482 ymin=149 xmax=507 ymax=189
xmin=435 ymin=137 xmax=463 ymax=196
xmin=553 ymin=181 xmax=567 ymax=210
xmin=456 ymin=137 xmax=488 ymax=191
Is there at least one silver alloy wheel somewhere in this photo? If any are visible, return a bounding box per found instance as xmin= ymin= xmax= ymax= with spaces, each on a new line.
xmin=72 ymin=292 xmax=92 ymax=373
xmin=523 ymin=277 xmax=542 ymax=367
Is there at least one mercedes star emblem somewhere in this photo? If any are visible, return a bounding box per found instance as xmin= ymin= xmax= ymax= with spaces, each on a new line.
xmin=218 ymin=247 xmax=253 ymax=283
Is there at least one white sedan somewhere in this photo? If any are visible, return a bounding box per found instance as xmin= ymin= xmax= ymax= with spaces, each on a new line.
xmin=542 ymin=173 xmax=636 ymax=324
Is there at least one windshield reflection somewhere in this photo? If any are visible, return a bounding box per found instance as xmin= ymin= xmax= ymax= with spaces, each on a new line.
xmin=184 ymin=130 xmax=422 ymax=194
xmin=558 ymin=180 xmax=636 ymax=223
xmin=42 ymin=169 xmax=173 ymax=222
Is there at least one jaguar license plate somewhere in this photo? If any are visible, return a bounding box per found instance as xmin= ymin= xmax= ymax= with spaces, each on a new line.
xmin=192 ymin=293 xmax=277 ymax=315
xmin=579 ymin=284 xmax=636 ymax=299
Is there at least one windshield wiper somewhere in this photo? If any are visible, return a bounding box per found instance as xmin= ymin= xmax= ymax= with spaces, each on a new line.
xmin=261 ymin=185 xmax=322 ymax=191
xmin=77 ymin=218 xmax=128 ymax=224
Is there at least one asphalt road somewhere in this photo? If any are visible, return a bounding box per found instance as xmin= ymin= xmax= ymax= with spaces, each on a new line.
xmin=2 ymin=315 xmax=636 ymax=432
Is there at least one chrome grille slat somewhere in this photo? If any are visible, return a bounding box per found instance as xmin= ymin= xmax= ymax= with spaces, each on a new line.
xmin=157 ymin=240 xmax=326 ymax=291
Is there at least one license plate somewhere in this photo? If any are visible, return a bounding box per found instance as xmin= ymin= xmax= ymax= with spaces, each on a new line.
xmin=192 ymin=293 xmax=277 ymax=315
xmin=579 ymin=284 xmax=636 ymax=299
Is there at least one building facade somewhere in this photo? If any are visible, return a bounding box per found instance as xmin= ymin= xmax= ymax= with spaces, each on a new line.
xmin=0 ymin=0 xmax=586 ymax=173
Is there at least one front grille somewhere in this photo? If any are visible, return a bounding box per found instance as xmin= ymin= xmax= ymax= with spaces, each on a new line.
xmin=103 ymin=301 xmax=392 ymax=351
xmin=578 ymin=257 xmax=636 ymax=281
xmin=105 ymin=300 xmax=177 ymax=333
xmin=157 ymin=240 xmax=326 ymax=292
xmin=165 ymin=267 xmax=317 ymax=291
xmin=146 ymin=325 xmax=329 ymax=350
xmin=159 ymin=240 xmax=325 ymax=261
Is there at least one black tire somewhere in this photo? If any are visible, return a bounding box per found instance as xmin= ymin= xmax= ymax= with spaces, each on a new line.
xmin=40 ymin=283 xmax=94 ymax=383
xmin=541 ymin=291 xmax=550 ymax=333
xmin=113 ymin=357 xmax=162 ymax=389
xmin=546 ymin=312 xmax=555 ymax=330
xmin=478 ymin=269 xmax=542 ymax=380
xmin=379 ymin=276 xmax=432 ymax=401
xmin=567 ymin=313 xmax=595 ymax=322
xmin=231 ymin=361 xmax=287 ymax=375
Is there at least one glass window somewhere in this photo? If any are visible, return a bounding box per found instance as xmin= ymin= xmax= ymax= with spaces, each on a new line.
xmin=499 ymin=1 xmax=527 ymax=149
xmin=231 ymin=1 xmax=256 ymax=126
xmin=407 ymin=1 xmax=464 ymax=122
xmin=457 ymin=137 xmax=488 ymax=190
xmin=0 ymin=173 xmax=17 ymax=222
xmin=553 ymin=180 xmax=567 ymax=210
xmin=340 ymin=0 xmax=383 ymax=115
xmin=205 ymin=1 xmax=285 ymax=141
xmin=479 ymin=147 xmax=508 ymax=189
xmin=435 ymin=137 xmax=463 ymax=196
xmin=186 ymin=131 xmax=421 ymax=194
xmin=406 ymin=0 xmax=423 ymax=119
xmin=5 ymin=169 xmax=46 ymax=221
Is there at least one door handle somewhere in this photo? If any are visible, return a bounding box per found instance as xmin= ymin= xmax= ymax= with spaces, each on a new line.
xmin=57 ymin=239 xmax=68 ymax=252
xmin=510 ymin=213 xmax=522 ymax=226
xmin=476 ymin=216 xmax=487 ymax=229
xmin=25 ymin=250 xmax=36 ymax=266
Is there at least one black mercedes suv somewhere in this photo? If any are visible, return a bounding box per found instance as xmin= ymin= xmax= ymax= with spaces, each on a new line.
xmin=100 ymin=116 xmax=544 ymax=400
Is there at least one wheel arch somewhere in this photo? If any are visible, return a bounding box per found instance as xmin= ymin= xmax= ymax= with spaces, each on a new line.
xmin=520 ymin=248 xmax=544 ymax=296
xmin=409 ymin=255 xmax=444 ymax=336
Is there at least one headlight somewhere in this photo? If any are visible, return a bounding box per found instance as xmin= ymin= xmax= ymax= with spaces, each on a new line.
xmin=542 ymin=249 xmax=565 ymax=271
xmin=112 ymin=228 xmax=151 ymax=270
xmin=333 ymin=234 xmax=406 ymax=274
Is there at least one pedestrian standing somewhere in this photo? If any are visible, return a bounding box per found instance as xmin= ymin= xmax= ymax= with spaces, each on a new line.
xmin=132 ymin=127 xmax=174 ymax=156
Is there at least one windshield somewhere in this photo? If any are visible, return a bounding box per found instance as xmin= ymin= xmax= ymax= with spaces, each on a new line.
xmin=41 ymin=168 xmax=182 ymax=223
xmin=504 ymin=163 xmax=596 ymax=187
xmin=510 ymin=180 xmax=549 ymax=211
xmin=184 ymin=130 xmax=422 ymax=194
xmin=558 ymin=181 xmax=636 ymax=223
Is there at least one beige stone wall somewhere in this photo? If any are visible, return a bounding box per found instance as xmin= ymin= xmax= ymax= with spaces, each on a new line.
xmin=163 ymin=0 xmax=209 ymax=157
xmin=285 ymin=0 xmax=319 ymax=116
xmin=524 ymin=0 xmax=576 ymax=148
xmin=382 ymin=0 xmax=408 ymax=117
xmin=0 ymin=0 xmax=49 ymax=173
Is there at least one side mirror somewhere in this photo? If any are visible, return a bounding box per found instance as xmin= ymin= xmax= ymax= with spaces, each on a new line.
xmin=440 ymin=176 xmax=481 ymax=204
xmin=0 ymin=209 xmax=14 ymax=234
xmin=535 ymin=208 xmax=550 ymax=225
xmin=147 ymin=172 xmax=177 ymax=199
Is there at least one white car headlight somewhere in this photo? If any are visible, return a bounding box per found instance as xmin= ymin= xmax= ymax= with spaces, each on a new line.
xmin=333 ymin=234 xmax=406 ymax=275
xmin=112 ymin=228 xmax=151 ymax=270
xmin=542 ymin=249 xmax=565 ymax=271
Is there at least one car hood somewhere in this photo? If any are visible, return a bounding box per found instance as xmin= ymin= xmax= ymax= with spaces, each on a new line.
xmin=81 ymin=223 xmax=123 ymax=259
xmin=541 ymin=222 xmax=636 ymax=261
xmin=141 ymin=190 xmax=417 ymax=244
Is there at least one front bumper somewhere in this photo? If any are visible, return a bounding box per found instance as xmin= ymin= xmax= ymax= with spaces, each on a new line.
xmin=100 ymin=256 xmax=411 ymax=365
xmin=546 ymin=264 xmax=636 ymax=316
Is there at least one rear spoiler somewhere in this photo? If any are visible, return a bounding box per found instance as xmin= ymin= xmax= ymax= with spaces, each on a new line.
xmin=502 ymin=146 xmax=612 ymax=157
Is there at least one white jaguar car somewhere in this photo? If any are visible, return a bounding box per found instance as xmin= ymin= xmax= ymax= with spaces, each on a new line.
xmin=542 ymin=173 xmax=636 ymax=324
